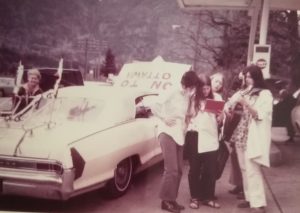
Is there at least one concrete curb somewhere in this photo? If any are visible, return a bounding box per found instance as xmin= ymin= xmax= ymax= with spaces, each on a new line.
xmin=270 ymin=142 xmax=283 ymax=167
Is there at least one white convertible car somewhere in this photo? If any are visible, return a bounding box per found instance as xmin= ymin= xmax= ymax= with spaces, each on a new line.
xmin=0 ymin=85 xmax=162 ymax=200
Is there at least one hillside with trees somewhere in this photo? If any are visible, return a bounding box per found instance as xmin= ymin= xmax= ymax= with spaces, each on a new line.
xmin=0 ymin=0 xmax=194 ymax=76
xmin=0 ymin=0 xmax=299 ymax=87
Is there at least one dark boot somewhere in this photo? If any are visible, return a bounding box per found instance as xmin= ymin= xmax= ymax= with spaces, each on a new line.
xmin=161 ymin=200 xmax=181 ymax=213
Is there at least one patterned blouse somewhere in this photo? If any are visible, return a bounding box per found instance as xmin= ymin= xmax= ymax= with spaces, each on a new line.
xmin=229 ymin=92 xmax=258 ymax=150
xmin=229 ymin=106 xmax=251 ymax=150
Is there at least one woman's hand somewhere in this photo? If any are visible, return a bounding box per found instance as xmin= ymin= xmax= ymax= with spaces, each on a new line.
xmin=216 ymin=112 xmax=224 ymax=125
xmin=237 ymin=95 xmax=248 ymax=106
xmin=238 ymin=96 xmax=259 ymax=120
xmin=224 ymin=106 xmax=233 ymax=118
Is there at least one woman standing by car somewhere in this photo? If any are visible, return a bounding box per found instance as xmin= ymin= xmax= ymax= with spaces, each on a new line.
xmin=153 ymin=70 xmax=199 ymax=213
xmin=15 ymin=68 xmax=43 ymax=113
xmin=225 ymin=65 xmax=273 ymax=213
xmin=185 ymin=74 xmax=222 ymax=209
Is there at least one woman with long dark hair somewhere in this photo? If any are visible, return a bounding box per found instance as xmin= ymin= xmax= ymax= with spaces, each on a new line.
xmin=225 ymin=65 xmax=273 ymax=213
xmin=185 ymin=74 xmax=222 ymax=209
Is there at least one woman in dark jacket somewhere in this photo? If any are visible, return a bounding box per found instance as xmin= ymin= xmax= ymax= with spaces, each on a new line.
xmin=15 ymin=68 xmax=43 ymax=113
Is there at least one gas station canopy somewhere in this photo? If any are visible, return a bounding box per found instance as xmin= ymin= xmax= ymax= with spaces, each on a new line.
xmin=177 ymin=0 xmax=300 ymax=11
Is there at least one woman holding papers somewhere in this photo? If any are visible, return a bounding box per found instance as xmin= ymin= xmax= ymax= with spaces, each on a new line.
xmin=186 ymin=74 xmax=223 ymax=209
xmin=152 ymin=70 xmax=199 ymax=213
xmin=225 ymin=65 xmax=273 ymax=213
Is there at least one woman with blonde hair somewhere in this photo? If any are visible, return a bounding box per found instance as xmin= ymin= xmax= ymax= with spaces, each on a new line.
xmin=15 ymin=68 xmax=43 ymax=113
xmin=210 ymin=72 xmax=224 ymax=99
xmin=18 ymin=68 xmax=42 ymax=96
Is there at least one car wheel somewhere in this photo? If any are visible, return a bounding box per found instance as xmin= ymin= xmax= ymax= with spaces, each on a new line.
xmin=106 ymin=157 xmax=133 ymax=198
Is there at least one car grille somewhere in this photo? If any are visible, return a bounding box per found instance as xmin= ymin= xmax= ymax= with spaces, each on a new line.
xmin=0 ymin=157 xmax=63 ymax=175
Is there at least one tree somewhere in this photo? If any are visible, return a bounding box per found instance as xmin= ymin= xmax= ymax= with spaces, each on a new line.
xmin=179 ymin=9 xmax=300 ymax=93
xmin=178 ymin=11 xmax=249 ymax=73
xmin=269 ymin=10 xmax=300 ymax=88
xmin=178 ymin=10 xmax=249 ymax=98
xmin=100 ymin=48 xmax=117 ymax=77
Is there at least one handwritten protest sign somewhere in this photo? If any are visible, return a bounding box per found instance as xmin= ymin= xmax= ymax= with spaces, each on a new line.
xmin=114 ymin=56 xmax=191 ymax=93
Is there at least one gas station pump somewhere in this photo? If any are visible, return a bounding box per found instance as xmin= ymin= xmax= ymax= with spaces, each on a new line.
xmin=253 ymin=44 xmax=271 ymax=79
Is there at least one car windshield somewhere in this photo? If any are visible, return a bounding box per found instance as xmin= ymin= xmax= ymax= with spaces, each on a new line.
xmin=22 ymin=97 xmax=106 ymax=129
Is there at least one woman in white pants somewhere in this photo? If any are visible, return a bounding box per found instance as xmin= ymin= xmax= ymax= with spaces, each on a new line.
xmin=225 ymin=65 xmax=273 ymax=213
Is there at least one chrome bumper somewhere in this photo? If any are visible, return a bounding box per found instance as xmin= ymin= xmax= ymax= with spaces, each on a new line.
xmin=0 ymin=167 xmax=75 ymax=200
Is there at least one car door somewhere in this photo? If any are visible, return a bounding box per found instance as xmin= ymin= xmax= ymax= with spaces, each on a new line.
xmin=134 ymin=94 xmax=161 ymax=159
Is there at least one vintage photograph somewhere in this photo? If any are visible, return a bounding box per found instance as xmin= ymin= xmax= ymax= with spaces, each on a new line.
xmin=0 ymin=0 xmax=300 ymax=212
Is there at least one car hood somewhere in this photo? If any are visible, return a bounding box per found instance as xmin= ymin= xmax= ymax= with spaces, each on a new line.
xmin=0 ymin=121 xmax=113 ymax=160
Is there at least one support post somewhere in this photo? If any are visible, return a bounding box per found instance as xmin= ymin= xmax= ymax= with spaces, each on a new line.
xmin=259 ymin=0 xmax=270 ymax=44
xmin=247 ymin=0 xmax=261 ymax=65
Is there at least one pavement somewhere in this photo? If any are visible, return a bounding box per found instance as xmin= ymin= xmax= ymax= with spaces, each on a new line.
xmin=92 ymin=138 xmax=300 ymax=213
xmin=172 ymin=132 xmax=300 ymax=213
xmin=261 ymin=138 xmax=300 ymax=213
